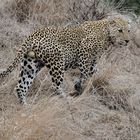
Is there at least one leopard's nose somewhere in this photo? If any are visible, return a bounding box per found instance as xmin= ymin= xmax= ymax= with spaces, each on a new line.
xmin=125 ymin=40 xmax=129 ymax=43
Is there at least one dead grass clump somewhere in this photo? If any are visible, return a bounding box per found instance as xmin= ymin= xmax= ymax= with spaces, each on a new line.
xmin=81 ymin=59 xmax=135 ymax=112
xmin=95 ymin=113 xmax=140 ymax=140
xmin=95 ymin=84 xmax=133 ymax=111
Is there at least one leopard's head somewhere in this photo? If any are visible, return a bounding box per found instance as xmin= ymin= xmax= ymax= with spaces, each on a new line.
xmin=108 ymin=17 xmax=130 ymax=47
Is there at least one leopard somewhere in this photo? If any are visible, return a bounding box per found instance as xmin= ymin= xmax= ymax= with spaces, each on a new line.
xmin=0 ymin=17 xmax=130 ymax=104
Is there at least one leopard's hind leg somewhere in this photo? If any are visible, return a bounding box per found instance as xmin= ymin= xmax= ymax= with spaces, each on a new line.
xmin=16 ymin=55 xmax=44 ymax=104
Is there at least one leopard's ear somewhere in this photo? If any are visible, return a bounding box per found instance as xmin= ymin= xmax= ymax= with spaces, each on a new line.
xmin=108 ymin=17 xmax=118 ymax=26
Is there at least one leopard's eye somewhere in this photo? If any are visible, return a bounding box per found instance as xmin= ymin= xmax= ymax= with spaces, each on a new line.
xmin=118 ymin=29 xmax=123 ymax=33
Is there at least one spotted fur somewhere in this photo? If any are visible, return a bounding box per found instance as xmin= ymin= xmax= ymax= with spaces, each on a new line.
xmin=0 ymin=17 xmax=130 ymax=104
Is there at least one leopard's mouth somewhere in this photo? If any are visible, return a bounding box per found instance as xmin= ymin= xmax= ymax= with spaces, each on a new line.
xmin=118 ymin=41 xmax=128 ymax=47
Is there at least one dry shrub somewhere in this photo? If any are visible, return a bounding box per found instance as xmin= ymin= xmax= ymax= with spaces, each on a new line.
xmin=66 ymin=0 xmax=110 ymax=23
xmin=1 ymin=0 xmax=121 ymax=25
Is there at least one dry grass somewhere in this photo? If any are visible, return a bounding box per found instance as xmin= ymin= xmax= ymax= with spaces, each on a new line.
xmin=0 ymin=0 xmax=140 ymax=140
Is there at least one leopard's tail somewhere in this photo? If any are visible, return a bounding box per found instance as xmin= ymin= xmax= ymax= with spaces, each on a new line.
xmin=0 ymin=45 xmax=34 ymax=78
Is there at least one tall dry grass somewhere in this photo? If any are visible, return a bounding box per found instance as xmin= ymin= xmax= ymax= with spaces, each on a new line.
xmin=0 ymin=0 xmax=140 ymax=140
